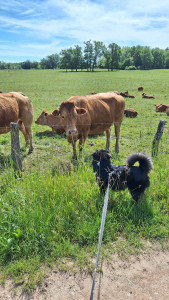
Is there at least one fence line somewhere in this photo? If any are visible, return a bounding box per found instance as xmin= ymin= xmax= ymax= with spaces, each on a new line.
xmin=0 ymin=120 xmax=168 ymax=130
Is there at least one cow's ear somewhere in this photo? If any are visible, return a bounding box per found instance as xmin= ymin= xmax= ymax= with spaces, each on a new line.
xmin=52 ymin=109 xmax=59 ymax=116
xmin=76 ymin=108 xmax=87 ymax=115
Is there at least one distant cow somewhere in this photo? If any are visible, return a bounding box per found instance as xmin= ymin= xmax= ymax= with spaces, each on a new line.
xmin=0 ymin=92 xmax=33 ymax=153
xmin=124 ymin=108 xmax=138 ymax=118
xmin=142 ymin=93 xmax=155 ymax=99
xmin=35 ymin=110 xmax=64 ymax=134
xmin=155 ymin=104 xmax=169 ymax=112
xmin=120 ymin=91 xmax=135 ymax=98
xmin=54 ymin=92 xmax=125 ymax=159
xmin=138 ymin=86 xmax=143 ymax=91
xmin=166 ymin=108 xmax=169 ymax=116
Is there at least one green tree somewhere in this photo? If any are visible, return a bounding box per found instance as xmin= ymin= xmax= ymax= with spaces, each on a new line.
xmin=121 ymin=57 xmax=134 ymax=70
xmin=84 ymin=40 xmax=93 ymax=71
xmin=73 ymin=45 xmax=83 ymax=71
xmin=108 ymin=43 xmax=121 ymax=71
xmin=152 ymin=48 xmax=165 ymax=69
xmin=47 ymin=54 xmax=60 ymax=69
xmin=60 ymin=48 xmax=72 ymax=71
xmin=133 ymin=46 xmax=143 ymax=69
xmin=97 ymin=56 xmax=106 ymax=69
xmin=92 ymin=41 xmax=105 ymax=71
xmin=21 ymin=60 xmax=32 ymax=69
xmin=0 ymin=61 xmax=6 ymax=69
xmin=141 ymin=47 xmax=153 ymax=70
xmin=164 ymin=48 xmax=169 ymax=68
xmin=103 ymin=48 xmax=111 ymax=71
xmin=40 ymin=58 xmax=50 ymax=69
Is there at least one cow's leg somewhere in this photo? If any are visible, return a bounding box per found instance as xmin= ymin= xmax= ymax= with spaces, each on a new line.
xmin=18 ymin=120 xmax=26 ymax=137
xmin=72 ymin=141 xmax=77 ymax=160
xmin=78 ymin=135 xmax=86 ymax=157
xmin=105 ymin=128 xmax=111 ymax=150
xmin=114 ymin=123 xmax=121 ymax=152
xmin=23 ymin=125 xmax=33 ymax=154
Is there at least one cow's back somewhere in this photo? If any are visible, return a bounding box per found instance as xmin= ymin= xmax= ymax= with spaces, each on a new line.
xmin=9 ymin=92 xmax=33 ymax=124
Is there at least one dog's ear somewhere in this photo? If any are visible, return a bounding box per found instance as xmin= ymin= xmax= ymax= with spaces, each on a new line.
xmin=106 ymin=152 xmax=112 ymax=159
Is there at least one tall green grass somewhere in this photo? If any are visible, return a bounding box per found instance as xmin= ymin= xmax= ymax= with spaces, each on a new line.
xmin=0 ymin=69 xmax=168 ymax=289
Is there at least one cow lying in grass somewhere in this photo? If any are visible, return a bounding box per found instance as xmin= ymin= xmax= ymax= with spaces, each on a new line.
xmin=54 ymin=92 xmax=125 ymax=159
xmin=120 ymin=91 xmax=135 ymax=98
xmin=35 ymin=110 xmax=65 ymax=134
xmin=0 ymin=92 xmax=33 ymax=154
xmin=142 ymin=93 xmax=155 ymax=99
xmin=155 ymin=104 xmax=169 ymax=112
xmin=124 ymin=108 xmax=138 ymax=118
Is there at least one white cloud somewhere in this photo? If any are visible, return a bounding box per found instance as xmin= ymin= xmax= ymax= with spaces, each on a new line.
xmin=0 ymin=0 xmax=169 ymax=61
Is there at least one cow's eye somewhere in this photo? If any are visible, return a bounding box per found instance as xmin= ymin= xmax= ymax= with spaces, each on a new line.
xmin=61 ymin=116 xmax=64 ymax=119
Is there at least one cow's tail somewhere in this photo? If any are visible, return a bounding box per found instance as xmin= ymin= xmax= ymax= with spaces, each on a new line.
xmin=126 ymin=153 xmax=153 ymax=174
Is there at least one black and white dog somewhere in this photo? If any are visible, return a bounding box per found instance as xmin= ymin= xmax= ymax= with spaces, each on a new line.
xmin=92 ymin=150 xmax=153 ymax=202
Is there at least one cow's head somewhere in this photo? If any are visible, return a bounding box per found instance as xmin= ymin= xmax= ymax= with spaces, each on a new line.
xmin=54 ymin=101 xmax=87 ymax=142
xmin=35 ymin=110 xmax=48 ymax=125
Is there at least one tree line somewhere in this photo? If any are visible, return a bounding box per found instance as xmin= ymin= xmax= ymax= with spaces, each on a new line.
xmin=1 ymin=40 xmax=169 ymax=71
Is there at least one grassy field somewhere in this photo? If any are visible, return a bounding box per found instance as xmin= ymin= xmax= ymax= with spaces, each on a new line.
xmin=0 ymin=69 xmax=168 ymax=290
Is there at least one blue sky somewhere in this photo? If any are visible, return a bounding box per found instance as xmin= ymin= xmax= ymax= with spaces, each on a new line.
xmin=1 ymin=0 xmax=169 ymax=62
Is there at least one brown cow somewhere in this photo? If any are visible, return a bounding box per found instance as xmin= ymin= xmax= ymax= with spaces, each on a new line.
xmin=166 ymin=108 xmax=169 ymax=116
xmin=155 ymin=104 xmax=169 ymax=112
xmin=138 ymin=86 xmax=143 ymax=91
xmin=35 ymin=110 xmax=65 ymax=133
xmin=54 ymin=92 xmax=125 ymax=159
xmin=0 ymin=92 xmax=33 ymax=153
xmin=142 ymin=93 xmax=155 ymax=99
xmin=120 ymin=91 xmax=135 ymax=98
xmin=124 ymin=108 xmax=138 ymax=118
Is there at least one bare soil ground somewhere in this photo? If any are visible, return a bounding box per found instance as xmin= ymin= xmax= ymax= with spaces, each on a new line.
xmin=0 ymin=246 xmax=169 ymax=300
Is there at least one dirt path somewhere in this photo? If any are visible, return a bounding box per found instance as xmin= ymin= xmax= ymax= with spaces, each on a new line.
xmin=0 ymin=248 xmax=169 ymax=300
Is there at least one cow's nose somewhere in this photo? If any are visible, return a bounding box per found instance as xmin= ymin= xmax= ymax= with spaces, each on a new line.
xmin=68 ymin=129 xmax=77 ymax=135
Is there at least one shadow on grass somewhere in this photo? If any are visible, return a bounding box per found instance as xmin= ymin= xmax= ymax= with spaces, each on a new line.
xmin=109 ymin=193 xmax=154 ymax=226
xmin=35 ymin=131 xmax=66 ymax=139
xmin=0 ymin=152 xmax=11 ymax=169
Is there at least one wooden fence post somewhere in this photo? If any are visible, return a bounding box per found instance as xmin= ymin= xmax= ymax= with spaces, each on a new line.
xmin=152 ymin=120 xmax=166 ymax=157
xmin=10 ymin=122 xmax=22 ymax=176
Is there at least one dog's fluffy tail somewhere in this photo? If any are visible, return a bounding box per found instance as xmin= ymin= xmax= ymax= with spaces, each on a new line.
xmin=127 ymin=153 xmax=153 ymax=174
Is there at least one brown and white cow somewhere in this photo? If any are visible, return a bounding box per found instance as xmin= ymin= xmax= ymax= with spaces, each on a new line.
xmin=124 ymin=108 xmax=138 ymax=118
xmin=138 ymin=86 xmax=143 ymax=91
xmin=166 ymin=107 xmax=169 ymax=116
xmin=142 ymin=93 xmax=155 ymax=99
xmin=0 ymin=92 xmax=33 ymax=153
xmin=35 ymin=110 xmax=64 ymax=134
xmin=155 ymin=104 xmax=169 ymax=112
xmin=54 ymin=92 xmax=125 ymax=159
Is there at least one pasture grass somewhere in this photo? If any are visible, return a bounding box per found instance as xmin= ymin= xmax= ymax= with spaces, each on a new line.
xmin=0 ymin=69 xmax=168 ymax=290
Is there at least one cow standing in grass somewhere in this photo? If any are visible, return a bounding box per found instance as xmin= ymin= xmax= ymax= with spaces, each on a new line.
xmin=0 ymin=92 xmax=33 ymax=154
xmin=54 ymin=92 xmax=125 ymax=159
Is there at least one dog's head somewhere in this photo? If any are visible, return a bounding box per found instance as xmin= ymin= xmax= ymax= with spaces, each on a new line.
xmin=92 ymin=150 xmax=112 ymax=161
xmin=92 ymin=150 xmax=112 ymax=174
